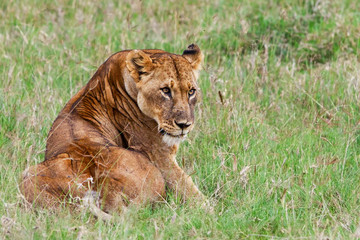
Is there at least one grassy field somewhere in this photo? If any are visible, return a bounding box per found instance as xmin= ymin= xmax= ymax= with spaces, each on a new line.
xmin=1 ymin=0 xmax=360 ymax=238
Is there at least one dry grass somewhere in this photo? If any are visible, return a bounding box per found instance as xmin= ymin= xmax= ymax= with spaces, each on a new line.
xmin=1 ymin=0 xmax=360 ymax=238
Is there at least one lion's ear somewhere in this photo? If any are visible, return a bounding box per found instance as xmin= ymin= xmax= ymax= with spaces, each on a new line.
xmin=182 ymin=44 xmax=203 ymax=77
xmin=126 ymin=50 xmax=154 ymax=82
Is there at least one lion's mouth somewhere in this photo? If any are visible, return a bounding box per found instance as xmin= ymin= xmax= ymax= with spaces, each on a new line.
xmin=159 ymin=129 xmax=186 ymax=138
xmin=159 ymin=128 xmax=188 ymax=146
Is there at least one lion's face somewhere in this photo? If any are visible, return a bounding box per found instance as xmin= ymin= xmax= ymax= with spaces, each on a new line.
xmin=124 ymin=44 xmax=203 ymax=146
xmin=137 ymin=56 xmax=198 ymax=146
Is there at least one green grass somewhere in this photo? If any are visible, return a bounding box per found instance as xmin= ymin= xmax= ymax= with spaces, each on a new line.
xmin=1 ymin=0 xmax=360 ymax=238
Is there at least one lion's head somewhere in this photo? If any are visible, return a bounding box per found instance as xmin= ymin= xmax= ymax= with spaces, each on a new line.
xmin=123 ymin=44 xmax=203 ymax=146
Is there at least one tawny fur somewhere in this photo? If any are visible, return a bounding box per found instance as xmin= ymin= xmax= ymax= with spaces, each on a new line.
xmin=20 ymin=44 xmax=205 ymax=212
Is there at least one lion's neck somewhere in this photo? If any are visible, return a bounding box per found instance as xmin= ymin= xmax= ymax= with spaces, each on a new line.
xmin=79 ymin=63 xmax=174 ymax=157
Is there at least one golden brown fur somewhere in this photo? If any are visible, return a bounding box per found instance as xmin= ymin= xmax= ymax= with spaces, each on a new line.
xmin=21 ymin=44 xmax=205 ymax=212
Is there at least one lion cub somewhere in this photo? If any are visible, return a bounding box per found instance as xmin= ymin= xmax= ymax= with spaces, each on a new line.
xmin=21 ymin=44 xmax=206 ymax=213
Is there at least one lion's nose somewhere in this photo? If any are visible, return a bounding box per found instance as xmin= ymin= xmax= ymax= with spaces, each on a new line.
xmin=175 ymin=121 xmax=191 ymax=129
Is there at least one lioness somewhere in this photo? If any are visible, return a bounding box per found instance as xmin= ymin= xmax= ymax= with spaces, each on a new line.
xmin=21 ymin=44 xmax=206 ymax=213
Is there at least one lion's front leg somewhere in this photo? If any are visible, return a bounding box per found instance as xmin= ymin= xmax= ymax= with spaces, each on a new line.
xmin=155 ymin=156 xmax=205 ymax=202
xmin=156 ymin=157 xmax=214 ymax=212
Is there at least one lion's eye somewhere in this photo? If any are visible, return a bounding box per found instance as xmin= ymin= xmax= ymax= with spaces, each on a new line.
xmin=188 ymin=89 xmax=196 ymax=97
xmin=161 ymin=87 xmax=171 ymax=96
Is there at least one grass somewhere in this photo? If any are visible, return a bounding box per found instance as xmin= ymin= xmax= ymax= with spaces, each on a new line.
xmin=1 ymin=0 xmax=360 ymax=238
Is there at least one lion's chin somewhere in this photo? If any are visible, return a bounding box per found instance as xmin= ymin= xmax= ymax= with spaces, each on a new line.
xmin=162 ymin=134 xmax=187 ymax=146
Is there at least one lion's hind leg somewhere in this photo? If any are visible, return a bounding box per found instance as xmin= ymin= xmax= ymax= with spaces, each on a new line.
xmin=21 ymin=153 xmax=92 ymax=209
xmin=92 ymin=147 xmax=166 ymax=212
